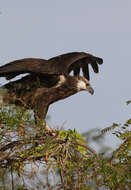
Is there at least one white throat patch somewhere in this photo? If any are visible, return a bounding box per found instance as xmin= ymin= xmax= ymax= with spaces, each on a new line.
xmin=77 ymin=80 xmax=87 ymax=91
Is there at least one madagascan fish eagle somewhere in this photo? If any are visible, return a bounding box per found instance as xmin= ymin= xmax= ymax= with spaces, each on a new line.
xmin=0 ymin=52 xmax=103 ymax=124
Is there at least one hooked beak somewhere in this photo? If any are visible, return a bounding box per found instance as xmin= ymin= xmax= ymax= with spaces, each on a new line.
xmin=87 ymin=86 xmax=94 ymax=95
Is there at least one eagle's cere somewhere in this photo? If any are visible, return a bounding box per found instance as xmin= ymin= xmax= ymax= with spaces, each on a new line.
xmin=0 ymin=52 xmax=103 ymax=125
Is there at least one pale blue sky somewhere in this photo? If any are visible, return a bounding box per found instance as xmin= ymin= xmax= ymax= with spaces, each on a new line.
xmin=0 ymin=0 xmax=131 ymax=134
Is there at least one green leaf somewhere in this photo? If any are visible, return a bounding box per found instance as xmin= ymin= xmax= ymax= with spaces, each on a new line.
xmin=126 ymin=100 xmax=131 ymax=105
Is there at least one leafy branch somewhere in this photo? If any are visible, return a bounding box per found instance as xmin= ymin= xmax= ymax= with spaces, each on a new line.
xmin=0 ymin=104 xmax=130 ymax=190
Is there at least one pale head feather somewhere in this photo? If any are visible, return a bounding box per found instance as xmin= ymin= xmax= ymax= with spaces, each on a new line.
xmin=77 ymin=77 xmax=90 ymax=91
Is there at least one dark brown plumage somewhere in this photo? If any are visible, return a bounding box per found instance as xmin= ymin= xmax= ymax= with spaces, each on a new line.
xmin=0 ymin=52 xmax=103 ymax=80
xmin=0 ymin=52 xmax=103 ymax=121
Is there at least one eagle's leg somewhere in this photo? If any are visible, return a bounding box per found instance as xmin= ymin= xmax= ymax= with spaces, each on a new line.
xmin=34 ymin=116 xmax=57 ymax=137
xmin=34 ymin=109 xmax=51 ymax=132
xmin=33 ymin=101 xmax=57 ymax=134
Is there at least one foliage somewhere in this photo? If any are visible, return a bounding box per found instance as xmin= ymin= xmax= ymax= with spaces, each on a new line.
xmin=0 ymin=103 xmax=130 ymax=190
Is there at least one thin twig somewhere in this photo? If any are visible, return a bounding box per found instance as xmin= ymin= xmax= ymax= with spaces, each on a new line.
xmin=11 ymin=164 xmax=14 ymax=190
xmin=74 ymin=142 xmax=97 ymax=157
xmin=51 ymin=167 xmax=56 ymax=190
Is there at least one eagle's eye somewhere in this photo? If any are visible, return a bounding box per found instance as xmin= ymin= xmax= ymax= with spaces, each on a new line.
xmin=86 ymin=83 xmax=90 ymax=87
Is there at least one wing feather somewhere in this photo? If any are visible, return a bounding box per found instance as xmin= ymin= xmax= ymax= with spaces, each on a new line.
xmin=48 ymin=52 xmax=103 ymax=80
xmin=82 ymin=64 xmax=90 ymax=80
xmin=0 ymin=52 xmax=103 ymax=80
xmin=0 ymin=58 xmax=53 ymax=79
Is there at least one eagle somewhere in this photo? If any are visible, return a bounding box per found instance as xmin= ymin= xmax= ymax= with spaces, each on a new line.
xmin=0 ymin=52 xmax=103 ymax=127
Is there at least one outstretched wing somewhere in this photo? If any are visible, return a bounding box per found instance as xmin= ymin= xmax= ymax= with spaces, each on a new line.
xmin=48 ymin=52 xmax=103 ymax=80
xmin=0 ymin=58 xmax=51 ymax=80
xmin=0 ymin=52 xmax=103 ymax=80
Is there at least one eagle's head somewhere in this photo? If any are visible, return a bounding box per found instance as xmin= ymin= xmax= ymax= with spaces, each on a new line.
xmin=76 ymin=76 xmax=94 ymax=94
xmin=62 ymin=75 xmax=94 ymax=94
xmin=57 ymin=75 xmax=94 ymax=95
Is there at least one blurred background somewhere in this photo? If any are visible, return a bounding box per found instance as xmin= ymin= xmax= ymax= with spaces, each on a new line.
xmin=0 ymin=0 xmax=130 ymax=140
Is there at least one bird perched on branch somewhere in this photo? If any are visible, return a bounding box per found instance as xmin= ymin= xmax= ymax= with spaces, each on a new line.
xmin=0 ymin=52 xmax=103 ymax=126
